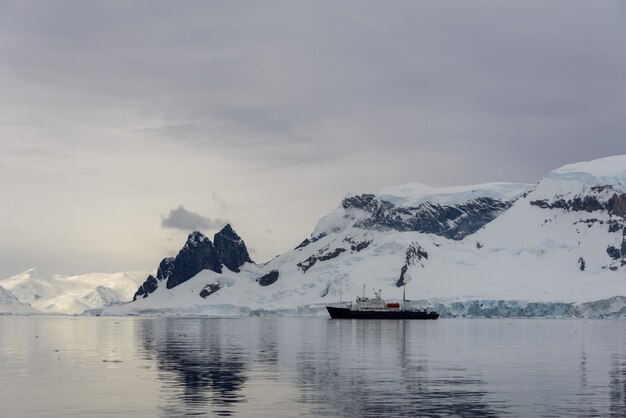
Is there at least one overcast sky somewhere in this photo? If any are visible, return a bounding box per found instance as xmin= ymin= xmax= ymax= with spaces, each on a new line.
xmin=1 ymin=1 xmax=625 ymax=278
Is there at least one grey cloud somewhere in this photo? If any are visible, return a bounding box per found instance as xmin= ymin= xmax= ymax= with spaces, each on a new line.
xmin=161 ymin=206 xmax=226 ymax=232
xmin=3 ymin=0 xmax=625 ymax=176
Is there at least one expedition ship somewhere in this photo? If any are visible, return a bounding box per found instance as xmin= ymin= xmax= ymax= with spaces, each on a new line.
xmin=326 ymin=288 xmax=439 ymax=320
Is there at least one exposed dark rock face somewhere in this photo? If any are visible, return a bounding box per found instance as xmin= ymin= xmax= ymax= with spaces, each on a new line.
xmin=530 ymin=196 xmax=604 ymax=212
xmin=607 ymin=245 xmax=621 ymax=260
xmin=608 ymin=193 xmax=626 ymax=217
xmin=622 ymin=228 xmax=626 ymax=257
xmin=351 ymin=241 xmax=371 ymax=252
xmin=133 ymin=275 xmax=158 ymax=301
xmin=297 ymin=255 xmax=317 ymax=272
xmin=294 ymin=233 xmax=326 ymax=250
xmin=343 ymin=236 xmax=371 ymax=252
xmin=342 ymin=194 xmax=381 ymax=212
xmin=342 ymin=194 xmax=512 ymax=240
xmin=213 ymin=224 xmax=252 ymax=272
xmin=578 ymin=257 xmax=586 ymax=271
xmin=574 ymin=218 xmax=602 ymax=228
xmin=295 ymin=238 xmax=312 ymax=250
xmin=530 ymin=192 xmax=626 ymax=216
xmin=157 ymin=258 xmax=175 ymax=280
xmin=199 ymin=283 xmax=221 ymax=298
xmin=165 ymin=231 xmax=223 ymax=289
xmin=297 ymin=247 xmax=347 ymax=272
xmin=258 ymin=270 xmax=279 ymax=286
xmin=608 ymin=220 xmax=623 ymax=233
xmin=132 ymin=225 xmax=257 ymax=299
xmin=397 ymin=243 xmax=429 ymax=287
xmin=318 ymin=248 xmax=346 ymax=261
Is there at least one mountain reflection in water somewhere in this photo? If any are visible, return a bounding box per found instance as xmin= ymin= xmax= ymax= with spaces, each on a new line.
xmin=136 ymin=318 xmax=501 ymax=417
xmin=2 ymin=317 xmax=623 ymax=418
xmin=137 ymin=318 xmax=249 ymax=416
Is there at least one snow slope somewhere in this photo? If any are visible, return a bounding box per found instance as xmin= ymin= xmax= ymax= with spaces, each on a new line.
xmin=0 ymin=285 xmax=39 ymax=315
xmin=377 ymin=182 xmax=529 ymax=207
xmin=103 ymin=155 xmax=626 ymax=317
xmin=1 ymin=268 xmax=147 ymax=314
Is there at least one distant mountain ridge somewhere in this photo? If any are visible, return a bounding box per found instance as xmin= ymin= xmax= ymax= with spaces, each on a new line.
xmin=0 ymin=268 xmax=146 ymax=314
xmin=0 ymin=284 xmax=38 ymax=315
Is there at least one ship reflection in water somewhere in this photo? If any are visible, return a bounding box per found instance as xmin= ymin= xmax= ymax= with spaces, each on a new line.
xmin=133 ymin=318 xmax=626 ymax=417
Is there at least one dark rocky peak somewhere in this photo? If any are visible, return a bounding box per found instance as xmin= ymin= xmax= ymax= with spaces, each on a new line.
xmin=138 ymin=230 xmax=224 ymax=294
xmin=343 ymin=194 xmax=384 ymax=212
xmin=165 ymin=231 xmax=223 ymax=289
xmin=132 ymin=226 xmax=256 ymax=300
xmin=184 ymin=231 xmax=210 ymax=249
xmin=214 ymin=224 xmax=240 ymax=241
xmin=214 ymin=224 xmax=252 ymax=272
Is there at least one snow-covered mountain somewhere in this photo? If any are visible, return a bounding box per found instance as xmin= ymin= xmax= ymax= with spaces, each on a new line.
xmin=101 ymin=156 xmax=626 ymax=317
xmin=0 ymin=268 xmax=146 ymax=314
xmin=0 ymin=284 xmax=39 ymax=315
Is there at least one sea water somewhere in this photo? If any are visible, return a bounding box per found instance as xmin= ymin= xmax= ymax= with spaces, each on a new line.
xmin=0 ymin=317 xmax=625 ymax=417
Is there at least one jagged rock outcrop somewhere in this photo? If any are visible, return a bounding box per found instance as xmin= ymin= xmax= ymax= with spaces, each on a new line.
xmin=342 ymin=194 xmax=512 ymax=240
xmin=608 ymin=193 xmax=626 ymax=217
xmin=608 ymin=220 xmax=622 ymax=233
xmin=133 ymin=275 xmax=158 ymax=300
xmin=258 ymin=270 xmax=279 ymax=286
xmin=530 ymin=191 xmax=626 ymax=217
xmin=343 ymin=236 xmax=371 ymax=252
xmin=157 ymin=258 xmax=175 ymax=280
xmin=199 ymin=283 xmax=221 ymax=298
xmin=607 ymin=245 xmax=621 ymax=260
xmin=214 ymin=224 xmax=252 ymax=272
xmin=133 ymin=225 xmax=255 ymax=299
xmin=530 ymin=195 xmax=604 ymax=212
xmin=294 ymin=233 xmax=326 ymax=250
xmin=165 ymin=231 xmax=223 ymax=289
xmin=397 ymin=243 xmax=428 ymax=287
xmin=297 ymin=247 xmax=347 ymax=273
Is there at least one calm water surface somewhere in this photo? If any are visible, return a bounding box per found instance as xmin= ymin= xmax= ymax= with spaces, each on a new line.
xmin=1 ymin=317 xmax=625 ymax=417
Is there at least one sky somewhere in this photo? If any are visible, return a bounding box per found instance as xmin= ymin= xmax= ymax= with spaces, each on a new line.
xmin=1 ymin=1 xmax=626 ymax=278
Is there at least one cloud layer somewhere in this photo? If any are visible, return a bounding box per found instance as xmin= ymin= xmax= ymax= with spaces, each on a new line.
xmin=162 ymin=206 xmax=226 ymax=232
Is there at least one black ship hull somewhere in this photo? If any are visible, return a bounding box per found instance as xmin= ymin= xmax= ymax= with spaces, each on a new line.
xmin=327 ymin=306 xmax=439 ymax=320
